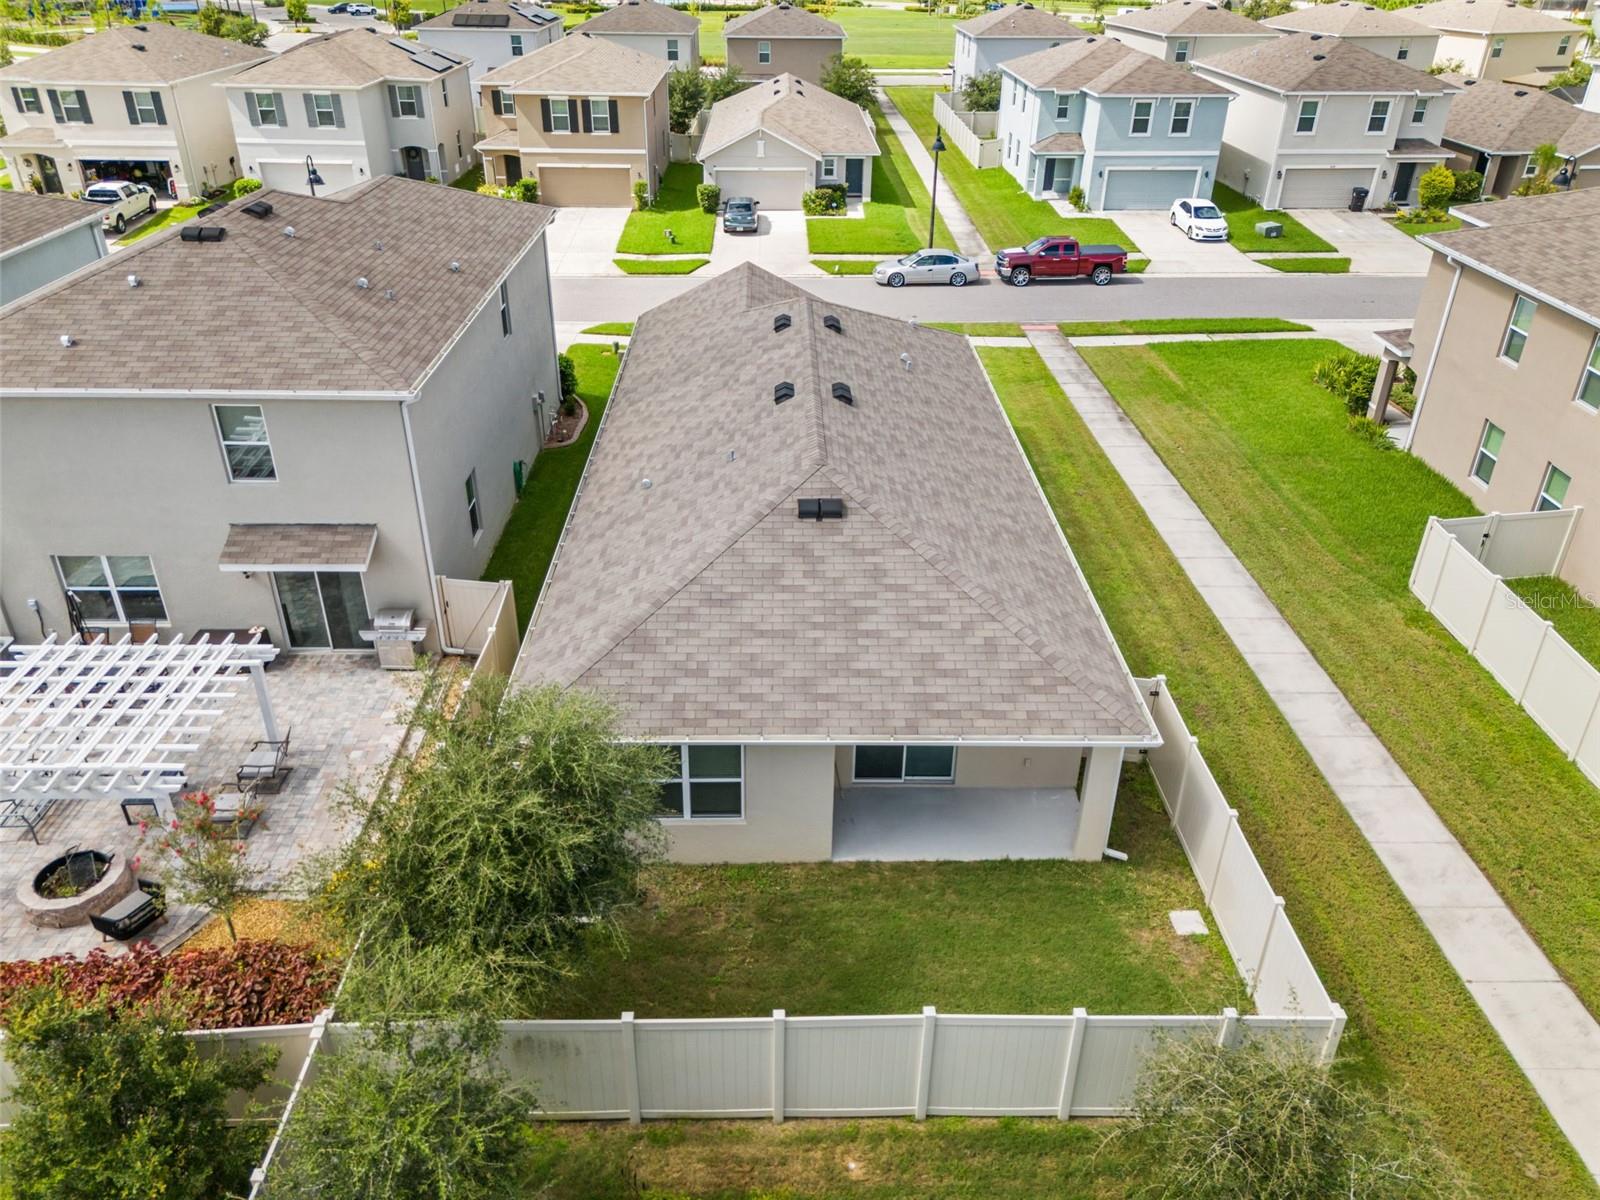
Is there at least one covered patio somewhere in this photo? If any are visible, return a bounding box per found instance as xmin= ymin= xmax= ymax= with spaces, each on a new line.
xmin=832 ymin=786 xmax=1083 ymax=862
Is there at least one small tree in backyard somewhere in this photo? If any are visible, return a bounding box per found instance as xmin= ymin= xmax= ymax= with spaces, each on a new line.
xmin=1415 ymin=163 xmax=1455 ymax=213
xmin=706 ymin=62 xmax=751 ymax=105
xmin=668 ymin=64 xmax=707 ymax=133
xmin=1426 ymin=57 xmax=1465 ymax=76
xmin=821 ymin=53 xmax=876 ymax=108
xmin=142 ymin=791 xmax=261 ymax=943
xmin=388 ymin=0 xmax=411 ymax=31
xmin=1237 ymin=0 xmax=1292 ymax=19
xmin=960 ymin=69 xmax=1001 ymax=113
xmin=0 ymin=986 xmax=276 ymax=1200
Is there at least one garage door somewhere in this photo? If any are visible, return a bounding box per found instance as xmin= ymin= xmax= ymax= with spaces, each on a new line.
xmin=258 ymin=159 xmax=356 ymax=195
xmin=1278 ymin=168 xmax=1373 ymax=209
xmin=711 ymin=168 xmax=809 ymax=211
xmin=538 ymin=165 xmax=633 ymax=207
xmin=1102 ymin=168 xmax=1199 ymax=211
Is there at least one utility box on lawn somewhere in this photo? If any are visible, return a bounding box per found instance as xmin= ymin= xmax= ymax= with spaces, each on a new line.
xmin=1254 ymin=220 xmax=1283 ymax=238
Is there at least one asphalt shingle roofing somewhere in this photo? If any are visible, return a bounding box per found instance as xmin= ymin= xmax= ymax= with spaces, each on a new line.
xmin=700 ymin=73 xmax=877 ymax=159
xmin=0 ymin=176 xmax=552 ymax=394
xmin=1442 ymin=74 xmax=1600 ymax=155
xmin=723 ymin=2 xmax=844 ymax=39
xmin=514 ymin=264 xmax=1156 ymax=744
xmin=0 ymin=22 xmax=270 ymax=84
xmin=1263 ymin=2 xmax=1436 ymax=40
xmin=1407 ymin=0 xmax=1581 ymax=35
xmin=414 ymin=0 xmax=560 ymax=29
xmin=224 ymin=28 xmax=462 ymax=88
xmin=956 ymin=1 xmax=1081 ymax=39
xmin=577 ymin=0 xmax=700 ymax=34
xmin=1104 ymin=0 xmax=1265 ymax=37
xmin=0 ymin=191 xmax=101 ymax=256
xmin=478 ymin=30 xmax=668 ymax=94
xmin=1004 ymin=37 xmax=1231 ymax=97
xmin=1199 ymin=32 xmax=1452 ymax=94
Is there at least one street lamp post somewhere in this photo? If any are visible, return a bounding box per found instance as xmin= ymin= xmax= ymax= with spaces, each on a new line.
xmin=305 ymin=154 xmax=326 ymax=197
xmin=928 ymin=132 xmax=946 ymax=249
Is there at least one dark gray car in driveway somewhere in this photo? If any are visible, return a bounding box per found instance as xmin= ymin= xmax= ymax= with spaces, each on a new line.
xmin=722 ymin=197 xmax=758 ymax=234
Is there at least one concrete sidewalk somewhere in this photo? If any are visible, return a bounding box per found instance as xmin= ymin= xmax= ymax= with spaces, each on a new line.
xmin=1025 ymin=329 xmax=1600 ymax=1181
xmin=876 ymin=89 xmax=986 ymax=259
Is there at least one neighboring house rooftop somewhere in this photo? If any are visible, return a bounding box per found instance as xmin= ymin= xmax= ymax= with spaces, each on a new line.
xmin=1199 ymin=32 xmax=1453 ymax=94
xmin=700 ymin=73 xmax=876 ymax=159
xmin=413 ymin=0 xmax=561 ymax=30
xmin=0 ymin=176 xmax=553 ymax=394
xmin=223 ymin=28 xmax=463 ymax=88
xmin=0 ymin=191 xmax=101 ymax=257
xmin=1003 ymin=36 xmax=1232 ymax=96
xmin=478 ymin=30 xmax=669 ymax=94
xmin=1442 ymin=73 xmax=1600 ymax=154
xmin=1406 ymin=0 xmax=1581 ymax=35
xmin=1424 ymin=189 xmax=1600 ymax=325
xmin=723 ymin=2 xmax=844 ymax=39
xmin=513 ymin=264 xmax=1157 ymax=744
xmin=0 ymin=22 xmax=270 ymax=84
xmin=577 ymin=0 xmax=700 ymax=35
xmin=1263 ymin=2 xmax=1437 ymax=40
xmin=956 ymin=1 xmax=1081 ymax=39
xmin=1103 ymin=0 xmax=1266 ymax=37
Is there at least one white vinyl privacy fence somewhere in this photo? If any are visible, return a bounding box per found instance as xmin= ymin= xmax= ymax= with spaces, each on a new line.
xmin=933 ymin=91 xmax=1001 ymax=168
xmin=1410 ymin=510 xmax=1598 ymax=787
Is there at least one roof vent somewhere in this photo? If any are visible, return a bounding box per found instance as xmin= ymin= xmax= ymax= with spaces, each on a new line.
xmin=640 ymin=477 xmax=652 ymax=490
xmin=179 ymin=225 xmax=225 ymax=242
xmin=797 ymin=497 xmax=846 ymax=520
xmin=374 ymin=240 xmax=385 ymax=251
xmin=283 ymin=225 xmax=296 ymax=237
xmin=126 ymin=273 xmax=140 ymax=288
xmin=831 ymin=382 xmax=854 ymax=406
xmin=384 ymin=288 xmax=397 ymax=301
xmin=134 ymin=22 xmax=147 ymax=29
xmin=131 ymin=42 xmax=145 ymax=50
xmin=774 ymin=381 xmax=795 ymax=404
xmin=357 ymin=276 xmax=371 ymax=289
xmin=900 ymin=352 xmax=913 ymax=371
xmin=1312 ymin=53 xmax=1326 ymax=59
xmin=822 ymin=313 xmax=842 ymax=334
xmin=449 ymin=260 xmax=462 ymax=272
xmin=1309 ymin=32 xmax=1322 ymax=39
xmin=241 ymin=199 xmax=274 ymax=218
xmin=197 ymin=202 xmax=224 ymax=217
xmin=59 ymin=334 xmax=74 ymax=348
xmin=1513 ymin=89 xmax=1528 ymax=96
xmin=774 ymin=312 xmax=791 ymax=332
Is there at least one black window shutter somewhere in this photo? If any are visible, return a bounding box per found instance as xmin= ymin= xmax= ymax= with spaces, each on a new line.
xmin=540 ymin=96 xmax=551 ymax=131
xmin=151 ymin=91 xmax=165 ymax=124
xmin=608 ymin=98 xmax=619 ymax=135
xmin=579 ymin=97 xmax=591 ymax=133
xmin=8 ymin=86 xmax=20 ymax=110
xmin=77 ymin=90 xmax=91 ymax=124
xmin=123 ymin=90 xmax=139 ymax=124
xmin=47 ymin=88 xmax=63 ymax=122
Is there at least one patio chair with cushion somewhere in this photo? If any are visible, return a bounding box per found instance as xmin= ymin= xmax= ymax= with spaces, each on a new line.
xmin=209 ymin=782 xmax=263 ymax=839
xmin=237 ymin=729 xmax=291 ymax=794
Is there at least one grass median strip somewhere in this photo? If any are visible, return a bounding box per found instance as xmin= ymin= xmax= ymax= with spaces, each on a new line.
xmin=614 ymin=258 xmax=709 ymax=275
xmin=812 ymin=259 xmax=879 ymax=275
xmin=1259 ymin=256 xmax=1352 ymax=273
xmin=616 ymin=164 xmax=714 ymax=256
xmin=925 ymin=322 xmax=1027 ymax=336
xmin=1059 ymin=318 xmax=1313 ymax=337
xmin=578 ymin=322 xmax=633 ymax=336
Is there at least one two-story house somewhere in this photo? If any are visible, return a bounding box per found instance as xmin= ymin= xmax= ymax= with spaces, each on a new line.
xmin=952 ymin=3 xmax=1082 ymax=91
xmin=0 ymin=190 xmax=107 ymax=310
xmin=722 ymin=3 xmax=844 ymax=84
xmin=0 ymin=23 xmax=269 ymax=201
xmin=0 ymin=178 xmax=562 ymax=655
xmin=222 ymin=30 xmax=478 ymax=194
xmin=576 ymin=0 xmax=700 ymax=72
xmin=1194 ymin=34 xmax=1457 ymax=209
xmin=475 ymin=32 xmax=671 ymax=206
xmin=1102 ymin=2 xmax=1276 ymax=67
xmin=1407 ymin=0 xmax=1586 ymax=85
xmin=414 ymin=0 xmax=564 ymax=90
xmin=1441 ymin=74 xmax=1600 ymax=194
xmin=997 ymin=37 xmax=1232 ymax=209
xmin=1263 ymin=3 xmax=1440 ymax=67
xmin=1390 ymin=189 xmax=1598 ymax=597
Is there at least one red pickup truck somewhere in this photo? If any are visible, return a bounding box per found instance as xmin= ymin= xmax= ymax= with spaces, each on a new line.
xmin=994 ymin=237 xmax=1128 ymax=287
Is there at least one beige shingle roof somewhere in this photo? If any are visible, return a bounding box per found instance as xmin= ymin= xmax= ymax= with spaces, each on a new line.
xmin=1032 ymin=131 xmax=1085 ymax=153
xmin=577 ymin=0 xmax=699 ymax=35
xmin=223 ymin=29 xmax=463 ymax=88
xmin=219 ymin=524 xmax=377 ymax=571
xmin=1198 ymin=32 xmax=1452 ymax=94
xmin=1004 ymin=37 xmax=1232 ymax=96
xmin=0 ymin=23 xmax=269 ymax=85
xmin=1406 ymin=0 xmax=1582 ymax=35
xmin=1425 ymin=190 xmax=1600 ymax=325
xmin=1104 ymin=0 xmax=1266 ymax=37
xmin=414 ymin=0 xmax=562 ymax=31
xmin=1264 ymin=2 xmax=1436 ymax=40
xmin=513 ymin=264 xmax=1157 ymax=744
xmin=957 ymin=2 xmax=1081 ymax=39
xmin=479 ymin=30 xmax=668 ymax=94
xmin=1442 ymin=74 xmax=1600 ymax=155
xmin=0 ymin=176 xmax=552 ymax=394
xmin=699 ymin=73 xmax=876 ymax=160
xmin=0 ymin=191 xmax=101 ymax=256
xmin=724 ymin=2 xmax=843 ymax=39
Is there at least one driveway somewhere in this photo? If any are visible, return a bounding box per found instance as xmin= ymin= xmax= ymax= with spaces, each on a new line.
xmin=1287 ymin=209 xmax=1432 ymax=275
xmin=1113 ymin=210 xmax=1272 ymax=276
xmin=544 ymin=207 xmax=630 ymax=277
xmin=706 ymin=210 xmax=814 ymax=276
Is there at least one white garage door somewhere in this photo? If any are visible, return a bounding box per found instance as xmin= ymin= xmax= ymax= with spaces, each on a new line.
xmin=1102 ymin=168 xmax=1199 ymax=211
xmin=1278 ymin=168 xmax=1373 ymax=209
xmin=712 ymin=168 xmax=809 ymax=211
xmin=258 ymin=159 xmax=356 ymax=195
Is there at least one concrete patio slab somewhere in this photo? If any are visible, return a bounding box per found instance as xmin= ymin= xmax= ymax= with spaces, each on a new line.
xmin=832 ymin=786 xmax=1079 ymax=862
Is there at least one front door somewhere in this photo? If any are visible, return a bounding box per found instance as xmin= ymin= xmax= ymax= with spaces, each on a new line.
xmin=37 ymin=155 xmax=62 ymax=194
xmin=401 ymin=146 xmax=427 ymax=181
xmin=1391 ymin=162 xmax=1417 ymax=206
xmin=503 ymin=154 xmax=522 ymax=186
xmin=844 ymin=157 xmax=864 ymax=197
xmin=1041 ymin=158 xmax=1056 ymax=193
xmin=273 ymin=571 xmax=370 ymax=650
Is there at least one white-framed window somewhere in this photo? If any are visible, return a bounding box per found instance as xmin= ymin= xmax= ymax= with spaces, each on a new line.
xmin=656 ymin=744 xmax=743 ymax=819
xmin=1500 ymin=295 xmax=1536 ymax=363
xmin=1295 ymin=98 xmax=1319 ymax=134
xmin=758 ymin=39 xmax=771 ymax=64
xmin=499 ymin=280 xmax=512 ymax=336
xmin=1523 ymin=156 xmax=1540 ymax=178
xmin=1536 ymin=463 xmax=1571 ymax=511
xmin=1578 ymin=336 xmax=1600 ymax=412
xmin=1170 ymin=98 xmax=1193 ymax=136
xmin=1055 ymin=93 xmax=1070 ymax=120
xmin=129 ymin=89 xmax=160 ymax=124
xmin=1411 ymin=97 xmax=1428 ymax=124
xmin=821 ymin=156 xmax=837 ymax=178
xmin=666 ymin=36 xmax=679 ymax=61
xmin=1470 ymin=421 xmax=1504 ymax=486
xmin=213 ymin=404 xmax=276 ymax=482
xmin=252 ymin=92 xmax=280 ymax=125
xmin=549 ymin=96 xmax=570 ymax=133
xmin=1557 ymin=34 xmax=1570 ymax=56
xmin=1174 ymin=38 xmax=1190 ymax=63
xmin=58 ymin=89 xmax=90 ymax=122
xmin=55 ymin=555 xmax=168 ymax=625
xmin=511 ymin=32 xmax=524 ymax=56
xmin=311 ymin=92 xmax=337 ymax=127
xmin=1366 ymin=98 xmax=1391 ymax=134
xmin=1490 ymin=36 xmax=1505 ymax=58
xmin=1397 ymin=38 xmax=1411 ymax=60
xmin=1130 ymin=99 xmax=1154 ymax=136
xmin=853 ymin=744 xmax=957 ymax=783
xmin=588 ymin=96 xmax=610 ymax=133
xmin=493 ymin=88 xmax=516 ymax=117
xmin=11 ymin=86 xmax=42 ymax=113
xmin=394 ymin=84 xmax=421 ymax=117
xmin=465 ymin=469 xmax=482 ymax=537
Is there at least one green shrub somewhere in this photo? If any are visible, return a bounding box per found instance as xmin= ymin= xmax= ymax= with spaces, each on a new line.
xmin=960 ymin=69 xmax=1001 ymax=112
xmin=696 ymin=182 xmax=721 ymax=213
xmin=1312 ymin=350 xmax=1381 ymax=416
xmin=632 ymin=178 xmax=650 ymax=210
xmin=1348 ymin=414 xmax=1397 ymax=450
xmin=801 ymin=184 xmax=846 ymax=215
xmin=1416 ymin=164 xmax=1455 ymax=211
xmin=477 ymin=183 xmax=505 ymax=197
xmin=558 ymin=352 xmax=578 ymax=406
xmin=1397 ymin=206 xmax=1448 ymax=224
xmin=506 ymin=176 xmax=539 ymax=203
xmin=235 ymin=176 xmax=263 ymax=193
xmin=1450 ymin=169 xmax=1482 ymax=203
xmin=1067 ymin=184 xmax=1087 ymax=213
xmin=820 ymin=53 xmax=875 ymax=107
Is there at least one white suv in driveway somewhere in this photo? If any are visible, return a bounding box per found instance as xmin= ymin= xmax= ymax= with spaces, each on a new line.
xmin=84 ymin=181 xmax=156 ymax=235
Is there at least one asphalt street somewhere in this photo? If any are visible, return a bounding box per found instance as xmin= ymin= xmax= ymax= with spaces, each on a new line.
xmin=552 ymin=272 xmax=1427 ymax=326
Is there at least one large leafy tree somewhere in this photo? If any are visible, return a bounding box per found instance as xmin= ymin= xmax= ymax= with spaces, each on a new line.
xmin=960 ymin=69 xmax=1001 ymax=112
xmin=668 ymin=66 xmax=706 ymax=134
xmin=820 ymin=54 xmax=876 ymax=108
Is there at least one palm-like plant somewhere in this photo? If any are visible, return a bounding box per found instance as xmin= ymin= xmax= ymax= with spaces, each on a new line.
xmin=1515 ymin=142 xmax=1562 ymax=196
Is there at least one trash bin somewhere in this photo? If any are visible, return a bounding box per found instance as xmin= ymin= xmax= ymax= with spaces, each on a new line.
xmin=1349 ymin=186 xmax=1370 ymax=212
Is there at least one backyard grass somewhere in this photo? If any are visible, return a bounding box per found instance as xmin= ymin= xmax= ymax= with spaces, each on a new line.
xmin=115 ymin=178 xmax=257 ymax=246
xmin=1058 ymin=318 xmax=1312 ymax=337
xmin=808 ymin=103 xmax=954 ymax=255
xmin=614 ymin=257 xmax=709 ymax=275
xmin=885 ymin=88 xmax=1139 ymax=254
xmin=925 ymin=322 xmax=1027 ymax=335
xmin=1211 ymin=183 xmax=1336 ymax=253
xmin=449 ymin=164 xmax=484 ymax=191
xmin=1260 ymin=256 xmax=1352 ymax=273
xmin=695 ymin=7 xmax=967 ymax=68
xmin=1391 ymin=214 xmax=1463 ymax=238
xmin=811 ymin=259 xmax=879 ymax=274
xmin=617 ymin=163 xmax=713 ymax=255
xmin=1505 ymin=575 xmax=1600 ymax=671
xmin=482 ymin=344 xmax=618 ymax=630
xmin=983 ymin=344 xmax=1596 ymax=1198
xmin=1079 ymin=339 xmax=1600 ymax=1053
xmin=579 ymin=322 xmax=634 ymax=336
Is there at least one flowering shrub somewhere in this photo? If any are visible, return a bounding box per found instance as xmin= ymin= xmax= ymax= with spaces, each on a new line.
xmin=141 ymin=791 xmax=261 ymax=942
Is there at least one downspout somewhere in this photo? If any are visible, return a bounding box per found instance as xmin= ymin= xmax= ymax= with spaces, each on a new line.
xmin=1403 ymin=256 xmax=1462 ymax=452
xmin=399 ymin=399 xmax=461 ymax=654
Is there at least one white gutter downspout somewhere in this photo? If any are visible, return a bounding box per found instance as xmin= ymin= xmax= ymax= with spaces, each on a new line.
xmin=1403 ymin=256 xmax=1462 ymax=452
xmin=400 ymin=399 xmax=460 ymax=654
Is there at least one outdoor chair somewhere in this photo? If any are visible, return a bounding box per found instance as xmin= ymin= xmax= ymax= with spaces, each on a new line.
xmin=209 ymin=782 xmax=262 ymax=839
xmin=236 ymin=729 xmax=291 ymax=794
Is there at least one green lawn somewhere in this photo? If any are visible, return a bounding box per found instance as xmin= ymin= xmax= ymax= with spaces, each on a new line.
xmin=812 ymin=259 xmax=878 ymax=274
xmin=925 ymin=322 xmax=1027 ymax=336
xmin=579 ymin=322 xmax=634 ymax=336
xmin=617 ymin=163 xmax=713 ymax=255
xmin=449 ymin=164 xmax=484 ymax=191
xmin=1058 ymin=318 xmax=1312 ymax=337
xmin=808 ymin=103 xmax=954 ymax=255
xmin=696 ymin=7 xmax=967 ymax=68
xmin=1390 ymin=214 xmax=1462 ymax=238
xmin=1212 ymin=183 xmax=1336 ymax=253
xmin=1079 ymin=339 xmax=1600 ymax=1052
xmin=1505 ymin=576 xmax=1600 ymax=671
xmin=1260 ymin=256 xmax=1352 ymax=273
xmin=984 ymin=344 xmax=1595 ymax=1198
xmin=614 ymin=257 xmax=709 ymax=275
xmin=482 ymin=345 xmax=619 ymax=630
xmin=886 ymin=87 xmax=1139 ymax=254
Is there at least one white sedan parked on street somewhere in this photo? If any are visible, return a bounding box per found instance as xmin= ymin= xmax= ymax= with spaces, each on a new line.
xmin=1169 ymin=197 xmax=1229 ymax=241
xmin=873 ymin=248 xmax=980 ymax=287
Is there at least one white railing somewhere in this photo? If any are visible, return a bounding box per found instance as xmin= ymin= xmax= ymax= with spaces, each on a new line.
xmin=1410 ymin=513 xmax=1599 ymax=787
xmin=933 ymin=92 xmax=1001 ymax=169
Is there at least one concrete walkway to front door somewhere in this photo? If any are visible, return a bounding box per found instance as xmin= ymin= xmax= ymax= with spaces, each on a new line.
xmin=876 ymin=89 xmax=987 ymax=259
xmin=1025 ymin=329 xmax=1600 ymax=1180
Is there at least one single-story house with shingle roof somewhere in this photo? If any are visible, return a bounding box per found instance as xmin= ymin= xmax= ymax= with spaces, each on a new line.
xmin=698 ymin=73 xmax=878 ymax=208
xmin=511 ymin=263 xmax=1161 ymax=864
xmin=0 ymin=190 xmax=106 ymax=309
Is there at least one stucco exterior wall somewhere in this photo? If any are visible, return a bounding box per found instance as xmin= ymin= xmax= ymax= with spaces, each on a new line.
xmin=1332 ymin=32 xmax=1441 ymax=65
xmin=955 ymin=32 xmax=1076 ymax=89
xmin=1105 ymin=28 xmax=1275 ymax=64
xmin=1433 ymin=27 xmax=1583 ymax=80
xmin=661 ymin=744 xmax=837 ymax=863
xmin=726 ymin=35 xmax=842 ymax=81
xmin=415 ymin=23 xmax=564 ymax=89
xmin=507 ymin=75 xmax=669 ymax=196
xmin=584 ymin=28 xmax=699 ymax=70
xmin=0 ymin=219 xmax=105 ymax=307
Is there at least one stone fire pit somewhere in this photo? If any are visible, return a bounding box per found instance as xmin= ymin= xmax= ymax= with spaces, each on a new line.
xmin=18 ymin=848 xmax=135 ymax=929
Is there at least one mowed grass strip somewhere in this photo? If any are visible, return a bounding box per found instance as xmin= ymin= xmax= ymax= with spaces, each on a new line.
xmin=982 ymin=344 xmax=1594 ymax=1197
xmin=614 ymin=257 xmax=709 ymax=275
xmin=482 ymin=345 xmax=619 ymax=630
xmin=925 ymin=322 xmax=1027 ymax=335
xmin=1058 ymin=317 xmax=1312 ymax=337
xmin=812 ymin=259 xmax=879 ymax=274
xmin=808 ymin=103 xmax=954 ymax=255
xmin=1212 ymin=183 xmax=1335 ymax=253
xmin=617 ymin=163 xmax=714 ymax=255
xmin=1260 ymin=256 xmax=1352 ymax=273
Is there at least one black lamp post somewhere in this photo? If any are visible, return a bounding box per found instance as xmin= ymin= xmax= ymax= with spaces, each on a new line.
xmin=1554 ymin=155 xmax=1577 ymax=191
xmin=305 ymin=154 xmax=325 ymax=197
xmin=928 ymin=132 xmax=946 ymax=249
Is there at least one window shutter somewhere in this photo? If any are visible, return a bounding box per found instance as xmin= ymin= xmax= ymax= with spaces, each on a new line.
xmin=47 ymin=88 xmax=64 ymax=122
xmin=540 ymin=96 xmax=551 ymax=130
xmin=608 ymin=98 xmax=619 ymax=135
xmin=246 ymin=92 xmax=261 ymax=126
xmin=331 ymin=94 xmax=345 ymax=128
xmin=579 ymin=96 xmax=591 ymax=133
xmin=304 ymin=92 xmax=317 ymax=126
xmin=123 ymin=90 xmax=139 ymax=124
xmin=272 ymin=93 xmax=285 ymax=127
xmin=413 ymin=88 xmax=425 ymax=118
xmin=151 ymin=91 xmax=165 ymax=125
xmin=77 ymin=90 xmax=91 ymax=124
xmin=388 ymin=84 xmax=401 ymax=118
xmin=441 ymin=76 xmax=449 ymax=107
xmin=8 ymin=86 xmax=20 ymax=110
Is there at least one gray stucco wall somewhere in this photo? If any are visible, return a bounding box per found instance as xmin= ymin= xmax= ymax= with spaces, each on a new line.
xmin=662 ymin=744 xmax=838 ymax=862
xmin=0 ymin=221 xmax=106 ymax=307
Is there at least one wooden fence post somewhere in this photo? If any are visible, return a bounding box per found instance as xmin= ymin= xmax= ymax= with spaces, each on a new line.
xmin=1205 ymin=810 xmax=1238 ymax=907
xmin=771 ymin=1010 xmax=785 ymax=1124
xmin=620 ymin=1012 xmax=641 ymax=1126
xmin=914 ymin=1007 xmax=937 ymax=1121
xmin=1055 ymin=1008 xmax=1087 ymax=1121
xmin=1216 ymin=1007 xmax=1239 ymax=1049
xmin=1250 ymin=897 xmax=1286 ymax=998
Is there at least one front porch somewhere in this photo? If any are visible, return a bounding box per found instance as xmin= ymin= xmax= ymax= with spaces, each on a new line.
xmin=832 ymin=786 xmax=1082 ymax=862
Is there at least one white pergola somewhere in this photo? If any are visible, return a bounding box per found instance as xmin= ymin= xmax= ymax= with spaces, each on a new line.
xmin=0 ymin=633 xmax=280 ymax=838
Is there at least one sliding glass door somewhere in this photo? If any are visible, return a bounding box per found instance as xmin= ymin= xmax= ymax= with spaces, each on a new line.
xmin=273 ymin=571 xmax=370 ymax=650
